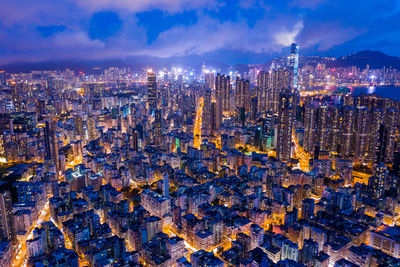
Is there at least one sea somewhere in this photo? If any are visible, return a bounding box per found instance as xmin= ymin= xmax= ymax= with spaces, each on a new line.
xmin=351 ymin=86 xmax=400 ymax=101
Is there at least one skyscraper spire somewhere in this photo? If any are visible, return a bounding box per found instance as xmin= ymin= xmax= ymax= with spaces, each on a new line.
xmin=289 ymin=43 xmax=299 ymax=91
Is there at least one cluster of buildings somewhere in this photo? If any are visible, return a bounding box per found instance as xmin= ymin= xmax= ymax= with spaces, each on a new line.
xmin=0 ymin=45 xmax=400 ymax=266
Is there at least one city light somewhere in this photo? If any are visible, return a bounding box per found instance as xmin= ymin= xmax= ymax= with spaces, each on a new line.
xmin=0 ymin=3 xmax=399 ymax=266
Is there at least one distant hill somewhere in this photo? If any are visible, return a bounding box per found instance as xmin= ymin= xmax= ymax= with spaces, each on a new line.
xmin=333 ymin=50 xmax=400 ymax=69
xmin=1 ymin=50 xmax=400 ymax=73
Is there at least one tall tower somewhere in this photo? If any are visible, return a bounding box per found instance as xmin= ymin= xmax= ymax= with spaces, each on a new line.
xmin=215 ymin=74 xmax=231 ymax=113
xmin=235 ymin=78 xmax=250 ymax=113
xmin=201 ymin=62 xmax=206 ymax=82
xmin=369 ymin=163 xmax=387 ymax=199
xmin=328 ymin=105 xmax=341 ymax=153
xmin=163 ymin=67 xmax=168 ymax=82
xmin=0 ymin=71 xmax=6 ymax=86
xmin=384 ymin=108 xmax=398 ymax=162
xmin=215 ymin=74 xmax=231 ymax=129
xmin=163 ymin=173 xmax=169 ymax=198
xmin=316 ymin=105 xmax=328 ymax=150
xmin=202 ymin=88 xmax=212 ymax=136
xmin=367 ymin=108 xmax=384 ymax=161
xmin=45 ymin=120 xmax=60 ymax=177
xmin=303 ymin=103 xmax=316 ymax=153
xmin=153 ymin=109 xmax=162 ymax=145
xmin=205 ymin=72 xmax=215 ymax=90
xmin=354 ymin=106 xmax=369 ymax=158
xmin=289 ymin=43 xmax=299 ymax=91
xmin=257 ymin=71 xmax=270 ymax=114
xmin=0 ymin=188 xmax=14 ymax=241
xmin=147 ymin=70 xmax=157 ymax=114
xmin=277 ymin=92 xmax=295 ymax=161
xmin=339 ymin=106 xmax=355 ymax=157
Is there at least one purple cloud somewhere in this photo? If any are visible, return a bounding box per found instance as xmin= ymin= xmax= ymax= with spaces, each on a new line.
xmin=0 ymin=0 xmax=399 ymax=64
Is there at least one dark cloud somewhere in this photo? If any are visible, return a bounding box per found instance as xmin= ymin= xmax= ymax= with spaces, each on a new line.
xmin=36 ymin=25 xmax=67 ymax=37
xmin=0 ymin=0 xmax=399 ymax=64
xmin=89 ymin=11 xmax=122 ymax=40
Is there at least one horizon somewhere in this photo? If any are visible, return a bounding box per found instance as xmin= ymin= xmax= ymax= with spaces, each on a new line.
xmin=1 ymin=49 xmax=398 ymax=74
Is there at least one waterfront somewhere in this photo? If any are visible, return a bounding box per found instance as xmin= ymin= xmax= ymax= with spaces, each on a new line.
xmin=352 ymin=86 xmax=400 ymax=100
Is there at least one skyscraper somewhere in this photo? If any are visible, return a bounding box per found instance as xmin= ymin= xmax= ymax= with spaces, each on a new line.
xmin=215 ymin=74 xmax=231 ymax=113
xmin=235 ymin=78 xmax=250 ymax=113
xmin=0 ymin=71 xmax=6 ymax=86
xmin=328 ymin=105 xmax=341 ymax=153
xmin=339 ymin=106 xmax=355 ymax=157
xmin=153 ymin=109 xmax=162 ymax=145
xmin=205 ymin=72 xmax=215 ymax=90
xmin=257 ymin=71 xmax=270 ymax=114
xmin=316 ymin=105 xmax=328 ymax=151
xmin=367 ymin=108 xmax=384 ymax=161
xmin=354 ymin=106 xmax=369 ymax=158
xmin=289 ymin=43 xmax=299 ymax=91
xmin=147 ymin=70 xmax=157 ymax=114
xmin=202 ymin=88 xmax=212 ymax=136
xmin=163 ymin=173 xmax=169 ymax=198
xmin=303 ymin=103 xmax=316 ymax=152
xmin=0 ymin=188 xmax=14 ymax=241
xmin=369 ymin=163 xmax=387 ymax=199
xmin=384 ymin=108 xmax=398 ymax=162
xmin=45 ymin=120 xmax=60 ymax=177
xmin=301 ymin=198 xmax=315 ymax=220
xmin=277 ymin=92 xmax=295 ymax=161
xmin=215 ymin=74 xmax=231 ymax=129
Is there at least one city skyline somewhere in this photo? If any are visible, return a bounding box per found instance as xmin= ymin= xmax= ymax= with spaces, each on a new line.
xmin=2 ymin=1 xmax=400 ymax=267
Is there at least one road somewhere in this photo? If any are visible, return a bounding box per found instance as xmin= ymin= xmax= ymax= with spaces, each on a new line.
xmin=193 ymin=97 xmax=204 ymax=149
xmin=292 ymin=133 xmax=310 ymax=172
xmin=13 ymin=201 xmax=50 ymax=267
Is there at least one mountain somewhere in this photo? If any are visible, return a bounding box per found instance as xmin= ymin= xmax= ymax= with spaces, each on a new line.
xmin=1 ymin=50 xmax=400 ymax=73
xmin=334 ymin=50 xmax=400 ymax=69
xmin=0 ymin=56 xmax=230 ymax=74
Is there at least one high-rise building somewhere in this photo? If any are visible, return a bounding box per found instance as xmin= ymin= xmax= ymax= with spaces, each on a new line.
xmin=328 ymin=105 xmax=341 ymax=153
xmin=282 ymin=239 xmax=299 ymax=262
xmin=289 ymin=43 xmax=299 ymax=91
xmin=367 ymin=108 xmax=384 ymax=161
xmin=147 ymin=70 xmax=157 ymax=114
xmin=0 ymin=188 xmax=14 ymax=241
xmin=45 ymin=120 xmax=60 ymax=177
xmin=0 ymin=71 xmax=6 ymax=86
xmin=384 ymin=108 xmax=398 ymax=162
xmin=163 ymin=67 xmax=169 ymax=82
xmin=339 ymin=106 xmax=354 ymax=157
xmin=153 ymin=109 xmax=162 ymax=145
xmin=277 ymin=92 xmax=295 ymax=161
xmin=301 ymin=198 xmax=315 ymax=220
xmin=316 ymin=105 xmax=328 ymax=150
xmin=202 ymin=88 xmax=212 ymax=136
xmin=301 ymin=239 xmax=319 ymax=266
xmin=269 ymin=68 xmax=292 ymax=114
xmin=163 ymin=173 xmax=169 ymax=198
xmin=215 ymin=74 xmax=231 ymax=129
xmin=369 ymin=163 xmax=387 ymax=199
xmin=205 ymin=72 xmax=215 ymax=90
xmin=215 ymin=74 xmax=231 ymax=113
xmin=235 ymin=78 xmax=250 ymax=113
xmin=353 ymin=106 xmax=369 ymax=158
xmin=257 ymin=71 xmax=270 ymax=114
xmin=303 ymin=103 xmax=316 ymax=152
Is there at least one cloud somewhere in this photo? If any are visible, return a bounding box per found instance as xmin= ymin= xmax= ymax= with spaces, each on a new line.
xmin=0 ymin=0 xmax=399 ymax=64
xmin=89 ymin=11 xmax=123 ymax=40
xmin=71 ymin=0 xmax=219 ymax=13
xmin=274 ymin=21 xmax=304 ymax=46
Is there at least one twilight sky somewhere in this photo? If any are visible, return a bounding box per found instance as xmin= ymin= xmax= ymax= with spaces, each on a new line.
xmin=1 ymin=0 xmax=400 ymax=65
